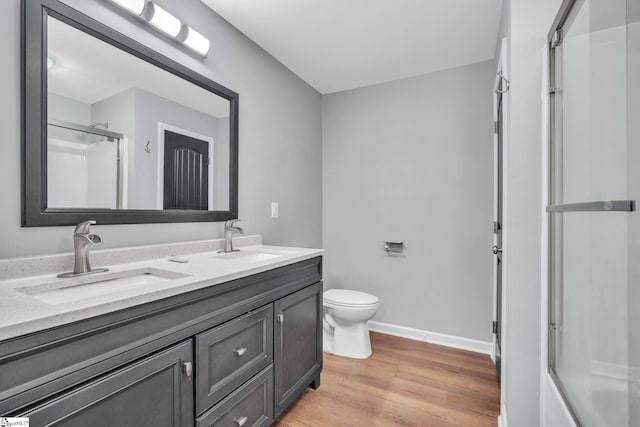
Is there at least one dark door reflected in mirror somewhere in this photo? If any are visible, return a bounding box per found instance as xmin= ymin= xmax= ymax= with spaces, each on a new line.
xmin=163 ymin=130 xmax=210 ymax=211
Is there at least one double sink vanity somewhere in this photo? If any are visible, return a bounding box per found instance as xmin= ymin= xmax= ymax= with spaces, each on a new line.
xmin=0 ymin=236 xmax=324 ymax=426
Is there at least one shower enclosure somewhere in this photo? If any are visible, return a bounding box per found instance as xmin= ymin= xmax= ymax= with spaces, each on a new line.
xmin=47 ymin=120 xmax=126 ymax=210
xmin=548 ymin=0 xmax=639 ymax=425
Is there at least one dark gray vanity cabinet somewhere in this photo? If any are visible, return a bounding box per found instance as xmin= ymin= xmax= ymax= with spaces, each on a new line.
xmin=0 ymin=257 xmax=323 ymax=426
xmin=21 ymin=340 xmax=194 ymax=427
xmin=274 ymin=283 xmax=323 ymax=417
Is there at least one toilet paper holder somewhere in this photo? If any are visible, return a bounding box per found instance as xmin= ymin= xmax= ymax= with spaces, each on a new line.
xmin=383 ymin=241 xmax=404 ymax=254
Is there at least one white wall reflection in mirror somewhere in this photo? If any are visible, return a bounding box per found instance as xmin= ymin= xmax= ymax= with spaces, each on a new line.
xmin=46 ymin=16 xmax=230 ymax=211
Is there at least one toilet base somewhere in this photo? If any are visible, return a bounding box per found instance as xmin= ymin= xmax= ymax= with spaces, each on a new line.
xmin=325 ymin=320 xmax=372 ymax=359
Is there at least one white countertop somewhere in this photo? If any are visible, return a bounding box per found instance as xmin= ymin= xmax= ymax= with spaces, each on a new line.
xmin=0 ymin=242 xmax=323 ymax=342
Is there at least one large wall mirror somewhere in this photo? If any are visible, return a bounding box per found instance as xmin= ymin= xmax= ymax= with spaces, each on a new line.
xmin=22 ymin=0 xmax=238 ymax=226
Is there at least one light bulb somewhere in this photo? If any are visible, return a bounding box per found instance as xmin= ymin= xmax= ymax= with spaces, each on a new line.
xmin=147 ymin=3 xmax=181 ymax=38
xmin=111 ymin=0 xmax=145 ymax=15
xmin=183 ymin=26 xmax=210 ymax=56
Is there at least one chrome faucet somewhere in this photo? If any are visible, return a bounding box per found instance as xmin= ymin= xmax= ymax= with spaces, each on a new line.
xmin=220 ymin=219 xmax=244 ymax=253
xmin=57 ymin=220 xmax=109 ymax=278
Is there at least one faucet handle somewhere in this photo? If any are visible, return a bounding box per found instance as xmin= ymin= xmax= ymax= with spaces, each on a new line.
xmin=74 ymin=220 xmax=96 ymax=234
xmin=224 ymin=219 xmax=240 ymax=228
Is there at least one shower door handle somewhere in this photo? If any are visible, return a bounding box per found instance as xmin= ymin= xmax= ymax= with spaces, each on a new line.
xmin=546 ymin=200 xmax=635 ymax=212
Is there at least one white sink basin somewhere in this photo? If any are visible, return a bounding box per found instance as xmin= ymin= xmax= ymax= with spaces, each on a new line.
xmin=17 ymin=268 xmax=189 ymax=305
xmin=212 ymin=249 xmax=291 ymax=263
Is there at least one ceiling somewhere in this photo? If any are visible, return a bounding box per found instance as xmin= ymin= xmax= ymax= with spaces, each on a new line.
xmin=202 ymin=0 xmax=503 ymax=94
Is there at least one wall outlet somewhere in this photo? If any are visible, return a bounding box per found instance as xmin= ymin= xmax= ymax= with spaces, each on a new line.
xmin=271 ymin=202 xmax=279 ymax=219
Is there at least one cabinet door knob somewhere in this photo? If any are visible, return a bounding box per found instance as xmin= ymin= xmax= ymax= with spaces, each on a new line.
xmin=233 ymin=346 xmax=248 ymax=356
xmin=234 ymin=416 xmax=248 ymax=426
xmin=182 ymin=361 xmax=193 ymax=378
xmin=276 ymin=313 xmax=284 ymax=323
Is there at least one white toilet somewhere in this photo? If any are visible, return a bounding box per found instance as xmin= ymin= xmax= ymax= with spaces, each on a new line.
xmin=323 ymin=289 xmax=380 ymax=359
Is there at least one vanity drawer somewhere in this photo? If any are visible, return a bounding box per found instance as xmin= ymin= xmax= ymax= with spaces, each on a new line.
xmin=197 ymin=365 xmax=273 ymax=427
xmin=196 ymin=304 xmax=273 ymax=413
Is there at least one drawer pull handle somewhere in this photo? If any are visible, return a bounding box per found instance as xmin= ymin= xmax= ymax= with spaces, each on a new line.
xmin=234 ymin=416 xmax=248 ymax=426
xmin=182 ymin=361 xmax=193 ymax=378
xmin=233 ymin=346 xmax=248 ymax=357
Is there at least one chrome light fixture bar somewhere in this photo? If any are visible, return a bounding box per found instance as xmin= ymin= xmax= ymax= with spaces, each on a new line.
xmin=107 ymin=0 xmax=211 ymax=57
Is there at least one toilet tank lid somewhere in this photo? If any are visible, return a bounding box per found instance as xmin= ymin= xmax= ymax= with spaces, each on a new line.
xmin=324 ymin=289 xmax=379 ymax=306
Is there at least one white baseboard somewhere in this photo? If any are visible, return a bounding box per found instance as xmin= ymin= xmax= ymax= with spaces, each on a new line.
xmin=368 ymin=320 xmax=493 ymax=355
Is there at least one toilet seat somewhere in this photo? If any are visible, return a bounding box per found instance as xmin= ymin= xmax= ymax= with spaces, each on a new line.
xmin=324 ymin=289 xmax=379 ymax=308
xmin=324 ymin=300 xmax=378 ymax=309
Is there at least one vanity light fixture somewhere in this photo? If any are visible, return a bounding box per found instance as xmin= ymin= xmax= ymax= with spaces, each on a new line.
xmin=110 ymin=0 xmax=146 ymax=16
xmin=180 ymin=25 xmax=210 ymax=56
xmin=146 ymin=3 xmax=182 ymax=38
xmin=107 ymin=0 xmax=211 ymax=58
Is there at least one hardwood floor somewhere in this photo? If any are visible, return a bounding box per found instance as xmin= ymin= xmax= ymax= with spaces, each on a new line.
xmin=275 ymin=332 xmax=500 ymax=427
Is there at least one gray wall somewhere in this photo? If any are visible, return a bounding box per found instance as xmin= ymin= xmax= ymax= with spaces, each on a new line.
xmin=322 ymin=60 xmax=495 ymax=342
xmin=48 ymin=93 xmax=91 ymax=124
xmin=0 ymin=0 xmax=322 ymax=257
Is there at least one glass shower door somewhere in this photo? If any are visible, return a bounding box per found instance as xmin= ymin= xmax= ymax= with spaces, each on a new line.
xmin=548 ymin=0 xmax=638 ymax=425
xmin=47 ymin=122 xmax=123 ymax=209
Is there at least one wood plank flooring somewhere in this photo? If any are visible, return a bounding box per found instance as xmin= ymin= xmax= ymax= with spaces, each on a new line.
xmin=275 ymin=332 xmax=500 ymax=427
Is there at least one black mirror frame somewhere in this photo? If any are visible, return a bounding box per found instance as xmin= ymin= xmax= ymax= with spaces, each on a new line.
xmin=22 ymin=0 xmax=239 ymax=227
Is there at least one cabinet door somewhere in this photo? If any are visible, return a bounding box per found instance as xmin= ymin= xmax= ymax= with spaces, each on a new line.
xmin=273 ymin=282 xmax=323 ymax=417
xmin=22 ymin=341 xmax=194 ymax=427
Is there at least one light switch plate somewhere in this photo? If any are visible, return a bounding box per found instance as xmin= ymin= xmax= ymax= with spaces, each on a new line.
xmin=271 ymin=202 xmax=279 ymax=219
